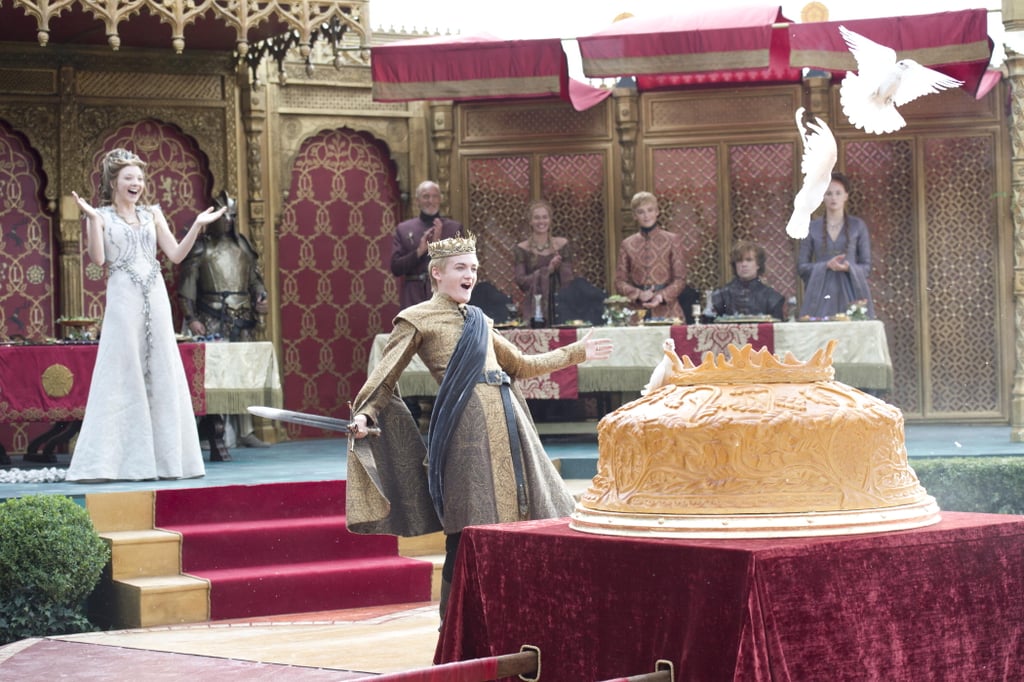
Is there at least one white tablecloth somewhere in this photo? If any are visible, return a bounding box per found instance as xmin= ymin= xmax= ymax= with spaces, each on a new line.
xmin=203 ymin=341 xmax=283 ymax=413
xmin=368 ymin=320 xmax=893 ymax=397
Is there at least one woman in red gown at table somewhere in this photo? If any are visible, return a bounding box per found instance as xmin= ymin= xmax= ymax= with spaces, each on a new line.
xmin=513 ymin=199 xmax=574 ymax=324
xmin=66 ymin=148 xmax=224 ymax=482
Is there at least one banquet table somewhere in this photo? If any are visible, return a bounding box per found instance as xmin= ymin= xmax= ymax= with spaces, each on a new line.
xmin=436 ymin=513 xmax=1024 ymax=681
xmin=368 ymin=320 xmax=893 ymax=399
xmin=0 ymin=341 xmax=282 ymax=460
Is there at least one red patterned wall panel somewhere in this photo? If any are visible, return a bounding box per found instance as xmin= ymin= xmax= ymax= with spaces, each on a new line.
xmin=0 ymin=123 xmax=52 ymax=341
xmin=0 ymin=122 xmax=54 ymax=452
xmin=86 ymin=120 xmax=213 ymax=330
xmin=278 ymin=129 xmax=400 ymax=438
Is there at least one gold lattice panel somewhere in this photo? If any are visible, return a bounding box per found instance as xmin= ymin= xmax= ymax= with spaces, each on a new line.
xmin=76 ymin=71 xmax=225 ymax=101
xmin=845 ymin=139 xmax=918 ymax=412
xmin=466 ymin=156 xmax=531 ymax=304
xmin=461 ymin=102 xmax=609 ymax=144
xmin=651 ymin=145 xmax=720 ymax=293
xmin=540 ymin=153 xmax=607 ymax=290
xmin=921 ymin=135 xmax=999 ymax=415
xmin=727 ymin=142 xmax=798 ymax=302
xmin=466 ymin=152 xmax=610 ymax=307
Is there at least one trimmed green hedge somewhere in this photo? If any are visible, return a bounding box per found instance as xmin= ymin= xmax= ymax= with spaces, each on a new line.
xmin=0 ymin=495 xmax=110 ymax=644
xmin=912 ymin=457 xmax=1024 ymax=516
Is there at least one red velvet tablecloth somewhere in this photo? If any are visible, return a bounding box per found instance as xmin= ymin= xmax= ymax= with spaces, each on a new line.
xmin=499 ymin=328 xmax=578 ymax=399
xmin=436 ymin=513 xmax=1024 ymax=681
xmin=0 ymin=343 xmax=205 ymax=422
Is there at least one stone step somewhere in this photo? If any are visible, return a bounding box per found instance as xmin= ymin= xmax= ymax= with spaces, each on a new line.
xmin=91 ymin=575 xmax=210 ymax=629
xmin=86 ymin=490 xmax=154 ymax=532
xmin=100 ymin=528 xmax=183 ymax=580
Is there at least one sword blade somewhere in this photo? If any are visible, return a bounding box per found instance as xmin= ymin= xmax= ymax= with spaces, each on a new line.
xmin=247 ymin=406 xmax=380 ymax=436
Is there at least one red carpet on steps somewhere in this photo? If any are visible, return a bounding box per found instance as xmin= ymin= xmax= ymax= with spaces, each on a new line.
xmin=154 ymin=480 xmax=433 ymax=620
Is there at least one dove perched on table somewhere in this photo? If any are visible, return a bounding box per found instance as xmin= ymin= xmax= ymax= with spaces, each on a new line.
xmin=838 ymin=25 xmax=963 ymax=135
xmin=642 ymin=338 xmax=685 ymax=396
xmin=785 ymin=107 xmax=837 ymax=239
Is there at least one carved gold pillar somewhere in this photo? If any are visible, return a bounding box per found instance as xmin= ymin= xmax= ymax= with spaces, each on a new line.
xmin=614 ymin=86 xmax=639 ymax=209
xmin=429 ymin=101 xmax=455 ymax=214
xmin=1005 ymin=1 xmax=1024 ymax=439
xmin=239 ymin=66 xmax=280 ymax=443
xmin=803 ymin=75 xmax=833 ymax=125
xmin=240 ymin=74 xmax=268 ymax=340
xmin=57 ymin=65 xmax=83 ymax=319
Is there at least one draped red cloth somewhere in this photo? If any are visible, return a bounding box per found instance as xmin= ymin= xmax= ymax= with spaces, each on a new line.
xmin=499 ymin=328 xmax=578 ymax=399
xmin=0 ymin=342 xmax=205 ymax=421
xmin=437 ymin=513 xmax=1024 ymax=680
xmin=670 ymin=323 xmax=773 ymax=365
xmin=579 ymin=5 xmax=801 ymax=89
xmin=788 ymin=9 xmax=993 ymax=97
xmin=371 ymin=33 xmax=568 ymax=103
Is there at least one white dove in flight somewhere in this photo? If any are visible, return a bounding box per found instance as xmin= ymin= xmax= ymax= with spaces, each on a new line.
xmin=786 ymin=107 xmax=837 ymax=239
xmin=839 ymin=25 xmax=963 ymax=135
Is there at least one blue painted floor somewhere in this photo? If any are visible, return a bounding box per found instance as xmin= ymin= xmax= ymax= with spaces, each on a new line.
xmin=3 ymin=423 xmax=1024 ymax=501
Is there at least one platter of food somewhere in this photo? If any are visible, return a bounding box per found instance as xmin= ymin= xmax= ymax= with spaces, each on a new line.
xmin=713 ymin=315 xmax=775 ymax=324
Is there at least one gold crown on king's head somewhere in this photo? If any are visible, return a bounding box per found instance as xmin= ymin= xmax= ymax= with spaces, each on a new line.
xmin=428 ymin=233 xmax=476 ymax=259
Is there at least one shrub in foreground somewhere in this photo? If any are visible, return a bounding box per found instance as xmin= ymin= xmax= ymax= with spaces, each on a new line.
xmin=0 ymin=494 xmax=109 ymax=644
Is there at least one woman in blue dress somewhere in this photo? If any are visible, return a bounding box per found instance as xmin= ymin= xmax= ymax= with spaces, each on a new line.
xmin=797 ymin=172 xmax=875 ymax=319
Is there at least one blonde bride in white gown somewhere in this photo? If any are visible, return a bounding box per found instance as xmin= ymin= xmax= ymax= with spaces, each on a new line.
xmin=66 ymin=148 xmax=225 ymax=482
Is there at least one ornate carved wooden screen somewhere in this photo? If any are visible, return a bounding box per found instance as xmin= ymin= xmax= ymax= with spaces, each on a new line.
xmin=457 ymin=99 xmax=614 ymax=312
xmin=650 ymin=141 xmax=796 ymax=304
xmin=640 ymin=84 xmax=1009 ymax=420
xmin=277 ymin=128 xmax=401 ymax=438
xmin=466 ymin=152 xmax=608 ymax=308
xmin=644 ymin=87 xmax=802 ymax=317
xmin=846 ymin=133 xmax=1004 ymax=417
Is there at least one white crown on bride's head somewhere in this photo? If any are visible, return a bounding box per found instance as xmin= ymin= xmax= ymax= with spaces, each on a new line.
xmin=428 ymin=234 xmax=476 ymax=259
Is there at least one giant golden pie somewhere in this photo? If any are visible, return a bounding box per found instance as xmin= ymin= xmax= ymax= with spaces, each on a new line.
xmin=571 ymin=342 xmax=940 ymax=538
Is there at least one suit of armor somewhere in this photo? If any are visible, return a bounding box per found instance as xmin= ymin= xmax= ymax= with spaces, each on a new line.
xmin=178 ymin=195 xmax=269 ymax=458
xmin=179 ymin=199 xmax=266 ymax=341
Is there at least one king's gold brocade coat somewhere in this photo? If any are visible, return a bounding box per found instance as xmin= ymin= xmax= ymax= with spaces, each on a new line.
xmin=347 ymin=293 xmax=584 ymax=537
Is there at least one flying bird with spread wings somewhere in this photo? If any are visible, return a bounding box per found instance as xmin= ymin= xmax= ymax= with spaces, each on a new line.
xmin=838 ymin=25 xmax=963 ymax=135
xmin=785 ymin=107 xmax=837 ymax=239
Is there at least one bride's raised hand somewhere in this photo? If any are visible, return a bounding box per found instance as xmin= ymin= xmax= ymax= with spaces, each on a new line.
xmin=71 ymin=191 xmax=99 ymax=220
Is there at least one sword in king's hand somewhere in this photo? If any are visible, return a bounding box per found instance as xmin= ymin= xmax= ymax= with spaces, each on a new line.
xmin=247 ymin=406 xmax=381 ymax=436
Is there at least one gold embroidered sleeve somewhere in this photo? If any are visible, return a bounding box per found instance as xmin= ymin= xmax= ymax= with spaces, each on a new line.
xmin=491 ymin=332 xmax=587 ymax=379
xmin=351 ymin=320 xmax=422 ymax=424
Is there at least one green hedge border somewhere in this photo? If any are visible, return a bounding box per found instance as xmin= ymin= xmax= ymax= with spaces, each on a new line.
xmin=912 ymin=457 xmax=1024 ymax=516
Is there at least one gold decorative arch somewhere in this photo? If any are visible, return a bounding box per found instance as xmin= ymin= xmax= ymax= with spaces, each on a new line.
xmin=9 ymin=0 xmax=369 ymax=56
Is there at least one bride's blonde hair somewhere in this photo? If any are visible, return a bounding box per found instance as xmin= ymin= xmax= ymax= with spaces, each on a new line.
xmin=99 ymin=148 xmax=148 ymax=205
